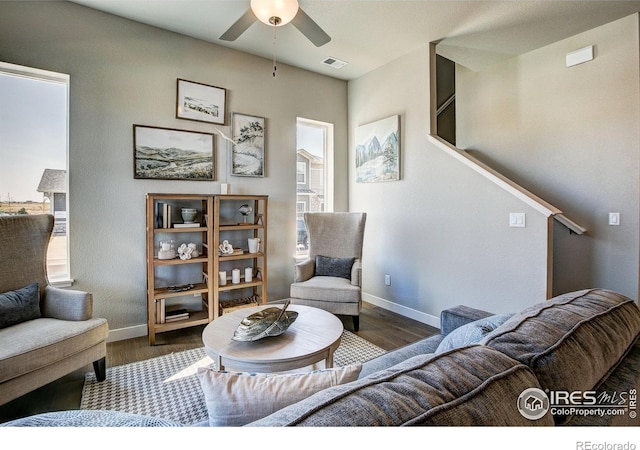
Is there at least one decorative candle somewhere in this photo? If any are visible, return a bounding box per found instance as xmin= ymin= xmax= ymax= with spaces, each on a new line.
xmin=232 ymin=268 xmax=241 ymax=284
xmin=218 ymin=271 xmax=227 ymax=286
xmin=245 ymin=267 xmax=253 ymax=282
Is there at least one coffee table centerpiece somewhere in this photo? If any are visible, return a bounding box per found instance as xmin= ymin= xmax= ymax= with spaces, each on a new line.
xmin=232 ymin=300 xmax=298 ymax=342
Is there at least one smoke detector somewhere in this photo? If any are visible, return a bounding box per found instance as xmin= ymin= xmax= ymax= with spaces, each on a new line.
xmin=322 ymin=57 xmax=348 ymax=69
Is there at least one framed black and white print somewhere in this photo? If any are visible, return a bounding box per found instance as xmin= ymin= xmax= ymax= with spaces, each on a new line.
xmin=230 ymin=113 xmax=265 ymax=177
xmin=133 ymin=125 xmax=215 ymax=181
xmin=176 ymin=79 xmax=227 ymax=125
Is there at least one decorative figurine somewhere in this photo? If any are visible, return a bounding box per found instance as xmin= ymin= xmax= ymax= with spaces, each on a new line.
xmin=178 ymin=243 xmax=195 ymax=260
xmin=218 ymin=239 xmax=234 ymax=255
xmin=239 ymin=204 xmax=253 ymax=223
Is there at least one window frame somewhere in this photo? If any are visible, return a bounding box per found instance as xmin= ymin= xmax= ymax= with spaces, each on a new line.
xmin=0 ymin=61 xmax=72 ymax=285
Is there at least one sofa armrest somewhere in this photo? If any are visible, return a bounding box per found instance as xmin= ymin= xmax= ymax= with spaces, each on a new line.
xmin=294 ymin=258 xmax=315 ymax=283
xmin=351 ymin=259 xmax=362 ymax=286
xmin=42 ymin=285 xmax=93 ymax=321
xmin=440 ymin=305 xmax=493 ymax=336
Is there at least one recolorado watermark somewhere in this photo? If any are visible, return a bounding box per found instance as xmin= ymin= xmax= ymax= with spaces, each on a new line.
xmin=517 ymin=387 xmax=637 ymax=421
xmin=576 ymin=443 xmax=636 ymax=450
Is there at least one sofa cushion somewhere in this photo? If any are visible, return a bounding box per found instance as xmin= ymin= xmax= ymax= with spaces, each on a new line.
xmin=314 ymin=255 xmax=355 ymax=280
xmin=0 ymin=282 xmax=41 ymax=329
xmin=435 ymin=314 xmax=512 ymax=354
xmin=248 ymin=345 xmax=553 ymax=426
xmin=482 ymin=289 xmax=640 ymax=424
xmin=0 ymin=317 xmax=109 ymax=383
xmin=198 ymin=364 xmax=362 ymax=426
xmin=290 ymin=276 xmax=361 ymax=304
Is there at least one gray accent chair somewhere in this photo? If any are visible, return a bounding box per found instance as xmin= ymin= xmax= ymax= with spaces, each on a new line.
xmin=0 ymin=214 xmax=108 ymax=406
xmin=290 ymin=212 xmax=366 ymax=331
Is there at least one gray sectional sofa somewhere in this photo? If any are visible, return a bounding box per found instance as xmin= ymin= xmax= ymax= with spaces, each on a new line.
xmin=3 ymin=288 xmax=639 ymax=427
xmin=250 ymin=288 xmax=640 ymax=426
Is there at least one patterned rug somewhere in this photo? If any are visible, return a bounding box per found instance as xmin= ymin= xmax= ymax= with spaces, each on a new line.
xmin=81 ymin=330 xmax=385 ymax=425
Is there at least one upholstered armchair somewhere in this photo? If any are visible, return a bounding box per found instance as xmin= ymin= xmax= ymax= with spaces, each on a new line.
xmin=290 ymin=212 xmax=366 ymax=331
xmin=0 ymin=215 xmax=108 ymax=405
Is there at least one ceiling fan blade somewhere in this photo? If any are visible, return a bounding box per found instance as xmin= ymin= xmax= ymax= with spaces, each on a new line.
xmin=220 ymin=8 xmax=258 ymax=41
xmin=291 ymin=7 xmax=331 ymax=47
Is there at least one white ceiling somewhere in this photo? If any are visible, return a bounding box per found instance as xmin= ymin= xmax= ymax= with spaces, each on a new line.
xmin=71 ymin=0 xmax=640 ymax=79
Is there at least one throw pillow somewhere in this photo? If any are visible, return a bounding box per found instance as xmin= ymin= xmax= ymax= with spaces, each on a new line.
xmin=435 ymin=314 xmax=512 ymax=354
xmin=0 ymin=282 xmax=41 ymax=329
xmin=314 ymin=255 xmax=355 ymax=280
xmin=198 ymin=363 xmax=362 ymax=426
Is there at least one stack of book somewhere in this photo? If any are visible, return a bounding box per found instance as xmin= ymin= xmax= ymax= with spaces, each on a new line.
xmin=165 ymin=308 xmax=189 ymax=322
xmin=155 ymin=298 xmax=190 ymax=324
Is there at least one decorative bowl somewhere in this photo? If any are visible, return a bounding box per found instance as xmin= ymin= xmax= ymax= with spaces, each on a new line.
xmin=181 ymin=208 xmax=197 ymax=223
xmin=232 ymin=300 xmax=298 ymax=342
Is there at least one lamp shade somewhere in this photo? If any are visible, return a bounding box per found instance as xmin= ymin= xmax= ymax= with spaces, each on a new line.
xmin=251 ymin=0 xmax=299 ymax=26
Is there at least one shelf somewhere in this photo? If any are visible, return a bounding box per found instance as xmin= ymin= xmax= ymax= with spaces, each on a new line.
xmin=153 ymin=310 xmax=210 ymax=332
xmin=153 ymin=282 xmax=208 ymax=300
xmin=219 ymin=224 xmax=263 ymax=231
xmin=218 ymin=280 xmax=263 ymax=292
xmin=154 ymin=256 xmax=208 ymax=266
xmin=154 ymin=226 xmax=207 ymax=233
xmin=219 ymin=251 xmax=263 ymax=261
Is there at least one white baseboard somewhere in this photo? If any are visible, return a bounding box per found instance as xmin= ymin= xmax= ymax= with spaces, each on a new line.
xmin=362 ymin=292 xmax=441 ymax=329
xmin=107 ymin=295 xmax=440 ymax=342
xmin=107 ymin=324 xmax=147 ymax=343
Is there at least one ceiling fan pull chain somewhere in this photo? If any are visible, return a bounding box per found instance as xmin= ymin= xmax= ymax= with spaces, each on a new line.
xmin=272 ymin=23 xmax=278 ymax=77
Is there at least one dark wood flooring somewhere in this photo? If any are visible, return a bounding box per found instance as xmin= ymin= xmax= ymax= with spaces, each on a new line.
xmin=0 ymin=302 xmax=438 ymax=424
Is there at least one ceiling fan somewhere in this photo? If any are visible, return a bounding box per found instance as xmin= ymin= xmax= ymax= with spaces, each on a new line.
xmin=220 ymin=0 xmax=331 ymax=47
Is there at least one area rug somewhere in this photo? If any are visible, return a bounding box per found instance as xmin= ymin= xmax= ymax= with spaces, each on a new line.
xmin=81 ymin=330 xmax=385 ymax=425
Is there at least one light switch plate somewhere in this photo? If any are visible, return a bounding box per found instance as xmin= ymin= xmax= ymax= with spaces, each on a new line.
xmin=509 ymin=213 xmax=526 ymax=228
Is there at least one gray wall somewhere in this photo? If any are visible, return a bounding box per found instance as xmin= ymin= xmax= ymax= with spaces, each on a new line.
xmin=0 ymin=1 xmax=348 ymax=338
xmin=348 ymin=46 xmax=552 ymax=324
xmin=456 ymin=14 xmax=640 ymax=300
xmin=348 ymin=13 xmax=639 ymax=323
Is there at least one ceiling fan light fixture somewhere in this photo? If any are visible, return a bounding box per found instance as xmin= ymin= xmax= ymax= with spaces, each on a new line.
xmin=251 ymin=0 xmax=299 ymax=27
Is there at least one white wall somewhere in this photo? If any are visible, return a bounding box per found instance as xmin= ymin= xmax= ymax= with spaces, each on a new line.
xmin=349 ymin=46 xmax=552 ymax=324
xmin=0 ymin=1 xmax=348 ymax=338
xmin=456 ymin=14 xmax=640 ymax=300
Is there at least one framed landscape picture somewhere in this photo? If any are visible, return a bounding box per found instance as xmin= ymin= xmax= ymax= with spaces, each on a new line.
xmin=355 ymin=115 xmax=401 ymax=183
xmin=230 ymin=112 xmax=265 ymax=177
xmin=176 ymin=79 xmax=227 ymax=125
xmin=133 ymin=125 xmax=215 ymax=181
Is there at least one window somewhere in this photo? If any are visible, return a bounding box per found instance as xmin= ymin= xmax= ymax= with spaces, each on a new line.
xmin=0 ymin=62 xmax=70 ymax=283
xmin=297 ymin=162 xmax=307 ymax=184
xmin=295 ymin=118 xmax=334 ymax=256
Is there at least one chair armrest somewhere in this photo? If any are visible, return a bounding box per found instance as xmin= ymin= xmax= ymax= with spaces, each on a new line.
xmin=440 ymin=305 xmax=493 ymax=336
xmin=294 ymin=258 xmax=315 ymax=282
xmin=42 ymin=285 xmax=93 ymax=321
xmin=351 ymin=259 xmax=362 ymax=286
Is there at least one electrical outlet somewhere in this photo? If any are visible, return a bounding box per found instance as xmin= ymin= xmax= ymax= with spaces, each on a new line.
xmin=384 ymin=274 xmax=391 ymax=286
xmin=609 ymin=212 xmax=620 ymax=226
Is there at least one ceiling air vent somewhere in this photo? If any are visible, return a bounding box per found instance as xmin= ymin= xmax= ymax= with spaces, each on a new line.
xmin=322 ymin=57 xmax=348 ymax=69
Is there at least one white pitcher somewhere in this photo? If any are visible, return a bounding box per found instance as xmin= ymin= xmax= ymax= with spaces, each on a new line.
xmin=248 ymin=238 xmax=261 ymax=254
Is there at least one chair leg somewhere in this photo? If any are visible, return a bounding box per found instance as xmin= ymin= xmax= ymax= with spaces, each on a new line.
xmin=93 ymin=357 xmax=106 ymax=382
xmin=352 ymin=316 xmax=359 ymax=332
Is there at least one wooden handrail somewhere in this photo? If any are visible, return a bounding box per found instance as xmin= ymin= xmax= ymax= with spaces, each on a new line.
xmin=427 ymin=134 xmax=586 ymax=235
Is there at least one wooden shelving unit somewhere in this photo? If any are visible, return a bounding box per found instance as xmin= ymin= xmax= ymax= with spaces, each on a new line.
xmin=145 ymin=193 xmax=268 ymax=345
xmin=212 ymin=195 xmax=268 ymax=317
xmin=145 ymin=193 xmax=214 ymax=345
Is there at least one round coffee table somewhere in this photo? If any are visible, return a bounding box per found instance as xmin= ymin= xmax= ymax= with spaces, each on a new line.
xmin=202 ymin=303 xmax=343 ymax=373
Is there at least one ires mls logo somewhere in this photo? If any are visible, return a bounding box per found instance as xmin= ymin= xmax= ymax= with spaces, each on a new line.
xmin=517 ymin=388 xmax=638 ymax=420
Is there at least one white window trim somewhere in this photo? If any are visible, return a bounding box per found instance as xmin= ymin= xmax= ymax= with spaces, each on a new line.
xmin=0 ymin=61 xmax=72 ymax=285
xmin=296 ymin=117 xmax=334 ymax=212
